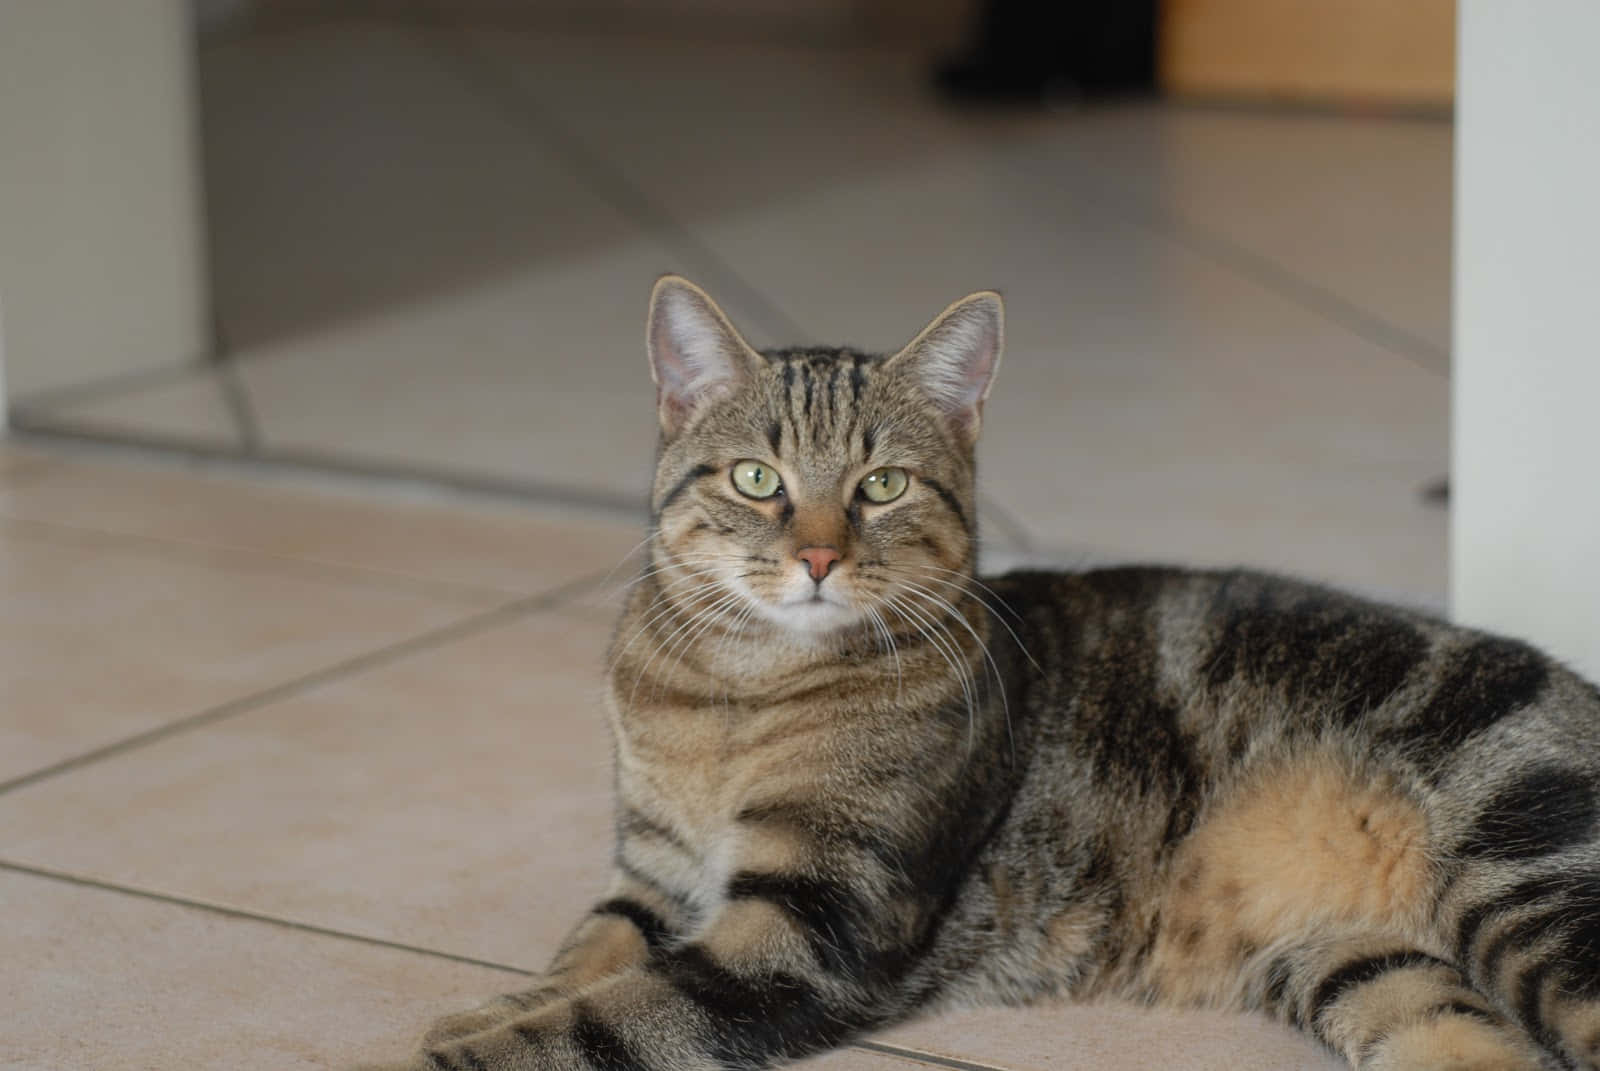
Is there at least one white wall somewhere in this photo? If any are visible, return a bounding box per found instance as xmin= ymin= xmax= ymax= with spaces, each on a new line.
xmin=0 ymin=0 xmax=208 ymax=403
xmin=1453 ymin=0 xmax=1600 ymax=680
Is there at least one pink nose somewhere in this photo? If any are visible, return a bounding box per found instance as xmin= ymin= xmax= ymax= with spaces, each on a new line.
xmin=796 ymin=546 xmax=842 ymax=582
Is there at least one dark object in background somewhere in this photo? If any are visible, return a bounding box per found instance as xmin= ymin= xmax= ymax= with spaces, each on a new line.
xmin=935 ymin=0 xmax=1159 ymax=104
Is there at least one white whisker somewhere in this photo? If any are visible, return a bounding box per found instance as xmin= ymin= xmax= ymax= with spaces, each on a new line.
xmin=896 ymin=581 xmax=1016 ymax=762
xmin=886 ymin=592 xmax=977 ymax=753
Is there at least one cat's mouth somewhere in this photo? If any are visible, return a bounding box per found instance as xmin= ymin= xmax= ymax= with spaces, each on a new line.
xmin=769 ymin=589 xmax=859 ymax=633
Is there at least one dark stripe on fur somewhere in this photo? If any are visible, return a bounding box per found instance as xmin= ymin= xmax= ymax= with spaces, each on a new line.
xmin=456 ymin=1048 xmax=489 ymax=1071
xmin=1263 ymin=955 xmax=1298 ymax=1025
xmin=425 ymin=1052 xmax=457 ymax=1071
xmin=618 ymin=807 xmax=695 ymax=857
xmin=503 ymin=989 xmax=544 ymax=1010
xmin=594 ymin=898 xmax=673 ymax=953
xmin=1458 ymin=764 xmax=1598 ymax=860
xmin=614 ymin=856 xmax=696 ymax=919
xmin=734 ymin=801 xmax=903 ymax=874
xmin=1514 ymin=960 xmax=1556 ymax=1039
xmin=1202 ymin=588 xmax=1426 ymax=724
xmin=726 ymin=871 xmax=875 ymax=979
xmin=767 ymin=422 xmax=783 ymax=454
xmin=1474 ymin=874 xmax=1600 ymax=1003
xmin=659 ymin=945 xmax=857 ymax=1065
xmin=1308 ymin=951 xmax=1449 ymax=1028
xmin=918 ymin=476 xmax=971 ymax=533
xmin=572 ymin=1003 xmax=653 ymax=1071
xmin=1456 ymin=874 xmax=1568 ymax=963
xmin=845 ymin=499 xmax=863 ymax=536
xmin=1433 ymin=1000 xmax=1500 ymax=1026
xmin=1553 ymin=876 xmax=1600 ymax=997
xmin=1392 ymin=636 xmax=1548 ymax=760
xmin=654 ymin=464 xmax=716 ymax=516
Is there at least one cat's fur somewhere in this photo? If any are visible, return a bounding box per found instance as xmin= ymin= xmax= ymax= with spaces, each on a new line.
xmin=368 ymin=278 xmax=1600 ymax=1071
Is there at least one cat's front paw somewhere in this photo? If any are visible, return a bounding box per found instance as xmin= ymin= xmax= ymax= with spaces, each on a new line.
xmin=420 ymin=1016 xmax=574 ymax=1071
xmin=419 ymin=988 xmax=559 ymax=1048
xmin=419 ymin=1005 xmax=511 ymax=1048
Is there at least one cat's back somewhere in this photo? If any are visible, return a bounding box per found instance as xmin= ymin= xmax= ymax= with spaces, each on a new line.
xmin=979 ymin=564 xmax=1600 ymax=777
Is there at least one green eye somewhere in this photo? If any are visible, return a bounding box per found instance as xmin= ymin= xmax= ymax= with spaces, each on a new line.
xmin=731 ymin=460 xmax=782 ymax=499
xmin=859 ymin=467 xmax=909 ymax=503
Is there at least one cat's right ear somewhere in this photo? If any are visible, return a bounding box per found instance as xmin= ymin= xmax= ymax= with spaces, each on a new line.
xmin=647 ymin=275 xmax=758 ymax=438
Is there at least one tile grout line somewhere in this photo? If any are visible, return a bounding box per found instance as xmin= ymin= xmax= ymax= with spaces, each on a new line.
xmin=1092 ymin=189 xmax=1450 ymax=378
xmin=9 ymin=419 xmax=1038 ymax=562
xmin=0 ymin=857 xmax=1007 ymax=1071
xmin=413 ymin=3 xmax=816 ymax=347
xmin=0 ymin=568 xmax=610 ymax=799
xmin=9 ymin=419 xmax=651 ymax=519
xmin=4 ymin=358 xmax=216 ymax=417
xmin=0 ymin=511 xmax=538 ymax=608
xmin=853 ymin=1040 xmax=1016 ymax=1071
xmin=0 ymin=858 xmax=535 ymax=977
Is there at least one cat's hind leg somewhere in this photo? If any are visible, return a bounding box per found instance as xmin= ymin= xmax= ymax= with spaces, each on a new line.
xmin=1450 ymin=866 xmax=1600 ymax=1070
xmin=1251 ymin=936 xmax=1549 ymax=1070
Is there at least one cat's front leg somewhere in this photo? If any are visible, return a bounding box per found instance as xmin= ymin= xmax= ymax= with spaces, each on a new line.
xmin=418 ymin=855 xmax=909 ymax=1070
xmin=416 ymin=870 xmax=685 ymax=1049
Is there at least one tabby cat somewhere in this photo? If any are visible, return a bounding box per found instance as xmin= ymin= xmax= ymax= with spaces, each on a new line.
xmin=368 ymin=277 xmax=1600 ymax=1071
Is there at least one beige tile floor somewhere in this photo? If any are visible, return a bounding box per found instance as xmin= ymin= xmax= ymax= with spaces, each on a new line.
xmin=3 ymin=18 xmax=1447 ymax=1063
xmin=11 ymin=13 xmax=1452 ymax=613
xmin=0 ymin=443 xmax=1340 ymax=1069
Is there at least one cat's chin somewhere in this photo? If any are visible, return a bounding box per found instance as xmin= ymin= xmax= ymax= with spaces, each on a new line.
xmin=763 ymin=596 xmax=862 ymax=637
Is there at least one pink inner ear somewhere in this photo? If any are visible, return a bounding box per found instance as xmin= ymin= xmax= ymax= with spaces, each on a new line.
xmin=647 ymin=282 xmax=747 ymax=433
xmin=911 ymin=297 xmax=1003 ymax=438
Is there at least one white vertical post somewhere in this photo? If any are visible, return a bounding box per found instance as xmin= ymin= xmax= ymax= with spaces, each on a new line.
xmin=1453 ymin=0 xmax=1600 ymax=679
xmin=0 ymin=0 xmax=208 ymax=403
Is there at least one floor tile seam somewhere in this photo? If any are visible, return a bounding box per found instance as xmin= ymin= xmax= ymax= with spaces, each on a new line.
xmin=1089 ymin=187 xmax=1450 ymax=377
xmin=9 ymin=421 xmax=651 ymax=520
xmin=0 ymin=857 xmax=535 ymax=977
xmin=414 ymin=6 xmax=815 ymax=347
xmin=5 ymin=359 xmax=217 ymax=418
xmin=7 ymin=422 xmax=1037 ymax=612
xmin=0 ymin=512 xmax=532 ymax=608
xmin=852 ymin=1040 xmax=1016 ymax=1071
xmin=9 ymin=420 xmax=1034 ymax=581
xmin=0 ymin=569 xmax=609 ymax=799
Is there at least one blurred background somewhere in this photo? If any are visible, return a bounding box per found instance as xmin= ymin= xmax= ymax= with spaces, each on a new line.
xmin=0 ymin=1 xmax=1593 ymax=667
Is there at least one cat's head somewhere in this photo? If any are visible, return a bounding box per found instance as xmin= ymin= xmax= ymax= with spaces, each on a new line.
xmin=642 ymin=275 xmax=1002 ymax=640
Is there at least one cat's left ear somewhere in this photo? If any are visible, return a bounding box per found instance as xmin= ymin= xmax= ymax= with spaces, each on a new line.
xmin=889 ymin=291 xmax=1004 ymax=445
